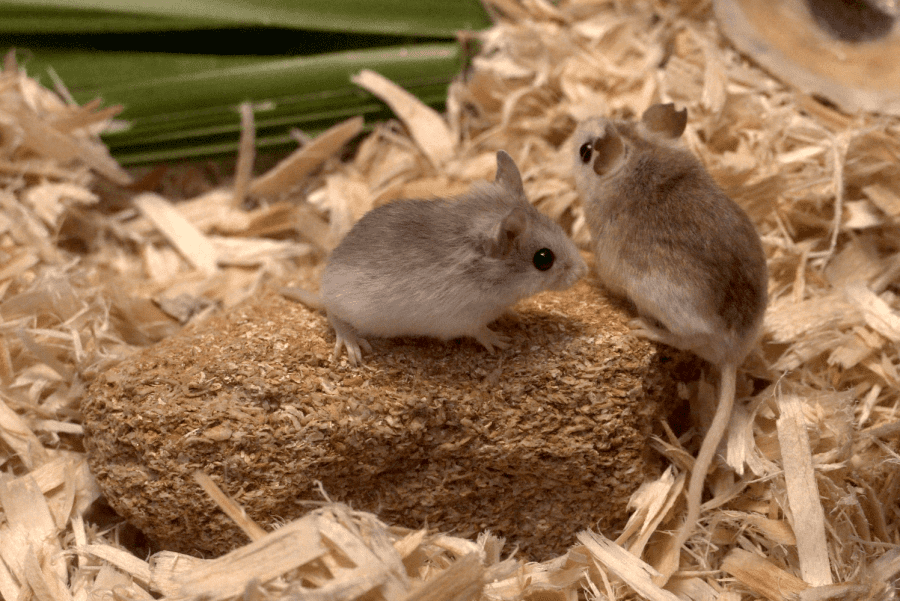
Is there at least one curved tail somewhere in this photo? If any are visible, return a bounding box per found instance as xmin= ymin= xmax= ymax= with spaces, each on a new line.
xmin=662 ymin=364 xmax=737 ymax=582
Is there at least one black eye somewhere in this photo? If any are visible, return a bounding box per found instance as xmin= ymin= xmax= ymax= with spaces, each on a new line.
xmin=579 ymin=142 xmax=592 ymax=163
xmin=533 ymin=248 xmax=555 ymax=271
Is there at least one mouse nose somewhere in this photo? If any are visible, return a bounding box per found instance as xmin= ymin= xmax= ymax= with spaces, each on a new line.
xmin=576 ymin=256 xmax=588 ymax=278
xmin=561 ymin=254 xmax=588 ymax=288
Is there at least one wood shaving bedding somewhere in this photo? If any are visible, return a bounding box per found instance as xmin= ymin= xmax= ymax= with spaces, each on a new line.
xmin=1 ymin=1 xmax=899 ymax=600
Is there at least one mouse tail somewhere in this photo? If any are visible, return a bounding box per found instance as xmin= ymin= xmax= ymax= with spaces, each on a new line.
xmin=279 ymin=286 xmax=325 ymax=311
xmin=658 ymin=363 xmax=736 ymax=584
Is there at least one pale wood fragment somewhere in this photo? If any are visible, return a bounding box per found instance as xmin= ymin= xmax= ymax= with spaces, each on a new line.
xmin=134 ymin=193 xmax=219 ymax=276
xmin=79 ymin=545 xmax=152 ymax=589
xmin=313 ymin=514 xmax=410 ymax=599
xmin=352 ymin=70 xmax=454 ymax=167
xmin=776 ymin=394 xmax=832 ymax=586
xmin=89 ymin=564 xmax=155 ymax=601
xmin=722 ymin=548 xmax=808 ymax=601
xmin=149 ymin=552 xmax=209 ymax=598
xmin=577 ymin=530 xmax=682 ymax=601
xmin=171 ymin=517 xmax=327 ymax=600
xmin=863 ymin=184 xmax=900 ymax=221
xmin=0 ymin=397 xmax=48 ymax=470
xmin=23 ymin=549 xmax=69 ymax=601
xmin=232 ymin=102 xmax=256 ymax=208
xmin=192 ymin=471 xmax=267 ymax=542
xmin=249 ymin=116 xmax=364 ymax=197
xmin=844 ymin=283 xmax=900 ymax=343
xmin=401 ymin=553 xmax=484 ymax=601
xmin=0 ymin=474 xmax=65 ymax=592
xmin=616 ymin=467 xmax=684 ymax=558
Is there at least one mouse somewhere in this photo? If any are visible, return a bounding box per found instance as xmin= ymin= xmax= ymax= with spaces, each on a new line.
xmin=283 ymin=150 xmax=587 ymax=366
xmin=571 ymin=103 xmax=767 ymax=576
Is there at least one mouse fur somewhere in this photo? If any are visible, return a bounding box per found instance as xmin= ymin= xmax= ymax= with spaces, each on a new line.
xmin=573 ymin=104 xmax=767 ymax=581
xmin=573 ymin=107 xmax=767 ymax=367
xmin=314 ymin=150 xmax=586 ymax=364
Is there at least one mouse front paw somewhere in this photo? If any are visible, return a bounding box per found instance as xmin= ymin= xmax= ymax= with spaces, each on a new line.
xmin=472 ymin=327 xmax=511 ymax=353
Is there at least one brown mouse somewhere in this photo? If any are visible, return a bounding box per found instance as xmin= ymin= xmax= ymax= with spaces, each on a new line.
xmin=284 ymin=150 xmax=587 ymax=365
xmin=572 ymin=103 xmax=767 ymax=577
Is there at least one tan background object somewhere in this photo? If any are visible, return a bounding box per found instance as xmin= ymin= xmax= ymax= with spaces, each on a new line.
xmin=716 ymin=0 xmax=900 ymax=114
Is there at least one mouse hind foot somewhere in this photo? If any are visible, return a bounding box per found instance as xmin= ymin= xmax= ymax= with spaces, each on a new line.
xmin=628 ymin=317 xmax=727 ymax=366
xmin=328 ymin=314 xmax=372 ymax=366
xmin=628 ymin=317 xmax=693 ymax=355
xmin=471 ymin=326 xmax=511 ymax=353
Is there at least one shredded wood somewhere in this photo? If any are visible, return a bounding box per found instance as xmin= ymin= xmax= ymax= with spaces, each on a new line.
xmin=351 ymin=70 xmax=455 ymax=168
xmin=776 ymin=393 xmax=832 ymax=587
xmin=231 ymin=102 xmax=256 ymax=209
xmin=1 ymin=1 xmax=899 ymax=601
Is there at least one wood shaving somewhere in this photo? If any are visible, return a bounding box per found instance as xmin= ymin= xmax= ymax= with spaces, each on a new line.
xmin=134 ymin=193 xmax=219 ymax=276
xmin=352 ymin=70 xmax=454 ymax=167
xmin=777 ymin=393 xmax=832 ymax=586
xmin=1 ymin=1 xmax=899 ymax=600
xmin=249 ymin=116 xmax=364 ymax=198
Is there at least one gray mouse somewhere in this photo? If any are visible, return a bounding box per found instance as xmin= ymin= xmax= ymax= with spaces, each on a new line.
xmin=572 ymin=103 xmax=767 ymax=572
xmin=284 ymin=150 xmax=587 ymax=365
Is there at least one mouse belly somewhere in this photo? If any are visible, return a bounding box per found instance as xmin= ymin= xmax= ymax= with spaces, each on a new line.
xmin=326 ymin=293 xmax=504 ymax=342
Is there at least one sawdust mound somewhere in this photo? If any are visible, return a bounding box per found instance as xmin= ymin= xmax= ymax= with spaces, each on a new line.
xmin=82 ymin=282 xmax=692 ymax=561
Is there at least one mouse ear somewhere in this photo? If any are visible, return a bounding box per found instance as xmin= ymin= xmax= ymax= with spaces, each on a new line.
xmin=487 ymin=205 xmax=529 ymax=258
xmin=494 ymin=150 xmax=527 ymax=199
xmin=591 ymin=128 xmax=624 ymax=176
xmin=641 ymin=103 xmax=687 ymax=138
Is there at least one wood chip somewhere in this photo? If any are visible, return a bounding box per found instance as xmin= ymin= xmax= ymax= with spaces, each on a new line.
xmin=844 ymin=283 xmax=900 ymax=342
xmin=402 ymin=553 xmax=484 ymax=601
xmin=577 ymin=530 xmax=682 ymax=601
xmin=193 ymin=471 xmax=267 ymax=542
xmin=0 ymin=396 xmax=48 ymax=470
xmin=232 ymin=102 xmax=256 ymax=208
xmin=134 ymin=192 xmax=219 ymax=276
xmin=172 ymin=516 xmax=327 ymax=600
xmin=776 ymin=393 xmax=833 ymax=587
xmin=616 ymin=467 xmax=684 ymax=558
xmin=351 ymin=70 xmax=454 ymax=167
xmin=79 ymin=544 xmax=152 ymax=589
xmin=249 ymin=116 xmax=364 ymax=198
xmin=722 ymin=548 xmax=809 ymax=601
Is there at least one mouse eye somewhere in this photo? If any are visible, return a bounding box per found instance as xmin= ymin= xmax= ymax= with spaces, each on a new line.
xmin=579 ymin=142 xmax=593 ymax=163
xmin=533 ymin=248 xmax=555 ymax=271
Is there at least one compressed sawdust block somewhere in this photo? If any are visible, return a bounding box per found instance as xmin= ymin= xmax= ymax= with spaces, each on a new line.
xmin=82 ymin=277 xmax=697 ymax=560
